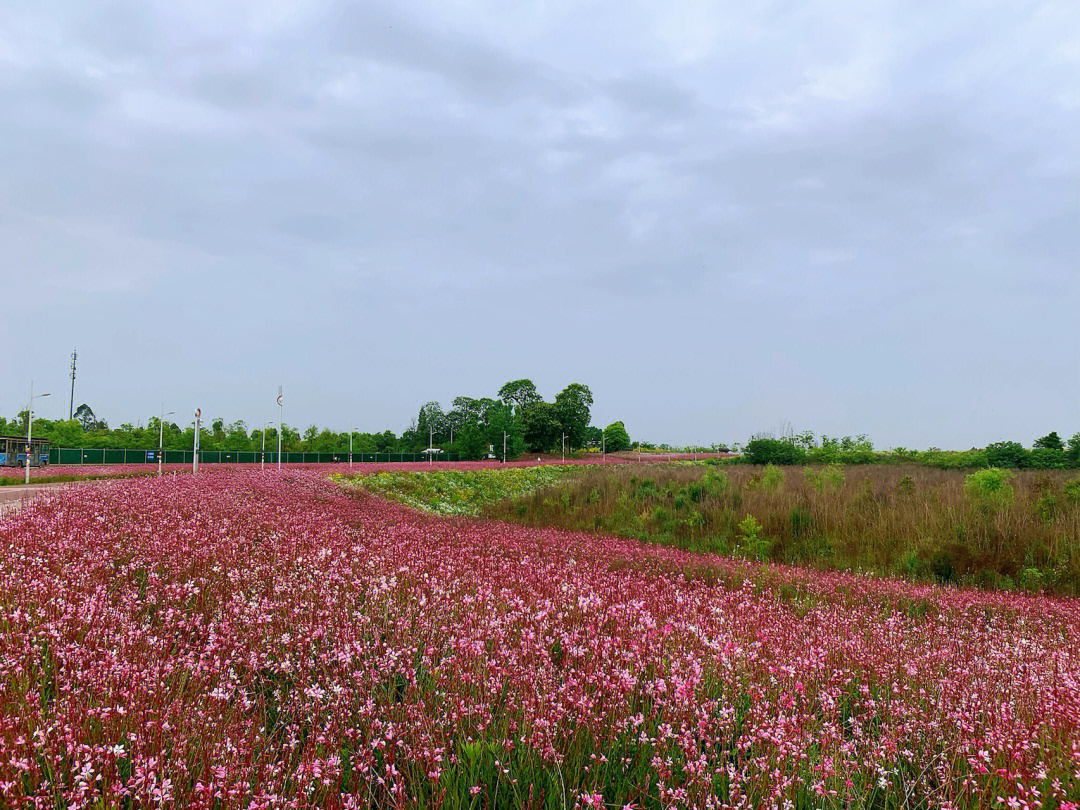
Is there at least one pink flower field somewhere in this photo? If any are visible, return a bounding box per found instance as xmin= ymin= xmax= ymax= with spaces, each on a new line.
xmin=1 ymin=470 xmax=1078 ymax=809
xmin=0 ymin=457 xmax=634 ymax=482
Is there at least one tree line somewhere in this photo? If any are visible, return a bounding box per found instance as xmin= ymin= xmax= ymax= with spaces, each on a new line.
xmin=0 ymin=379 xmax=633 ymax=461
xmin=740 ymin=430 xmax=1080 ymax=469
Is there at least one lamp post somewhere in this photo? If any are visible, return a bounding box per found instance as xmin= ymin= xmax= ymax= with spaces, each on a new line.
xmin=24 ymin=382 xmax=50 ymax=484
xmin=193 ymin=408 xmax=201 ymax=475
xmin=261 ymin=421 xmax=273 ymax=470
xmin=349 ymin=430 xmax=353 ymax=469
xmin=158 ymin=405 xmax=175 ymax=476
xmin=276 ymin=387 xmax=282 ymax=471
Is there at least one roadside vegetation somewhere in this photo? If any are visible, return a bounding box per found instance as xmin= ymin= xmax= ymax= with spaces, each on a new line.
xmin=476 ymin=463 xmax=1080 ymax=594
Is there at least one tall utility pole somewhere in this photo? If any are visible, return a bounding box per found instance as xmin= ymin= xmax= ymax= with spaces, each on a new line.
xmin=503 ymin=431 xmax=507 ymax=463
xmin=561 ymin=433 xmax=566 ymax=463
xmin=68 ymin=350 xmax=77 ymax=420
xmin=158 ymin=405 xmax=175 ymax=476
xmin=25 ymin=382 xmax=51 ymax=485
xmin=276 ymin=387 xmax=283 ymax=471
xmin=193 ymin=408 xmax=201 ymax=475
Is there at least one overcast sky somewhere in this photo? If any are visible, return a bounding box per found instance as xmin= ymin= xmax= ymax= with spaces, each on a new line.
xmin=2 ymin=1 xmax=1078 ymax=448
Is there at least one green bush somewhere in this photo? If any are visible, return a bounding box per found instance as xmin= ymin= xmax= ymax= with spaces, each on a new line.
xmin=743 ymin=438 xmax=806 ymax=465
xmin=760 ymin=464 xmax=785 ymax=492
xmin=963 ymin=468 xmax=1015 ymax=512
xmin=897 ymin=475 xmax=915 ymax=496
xmin=1035 ymin=493 xmax=1060 ymax=524
xmin=1064 ymin=476 xmax=1080 ymax=504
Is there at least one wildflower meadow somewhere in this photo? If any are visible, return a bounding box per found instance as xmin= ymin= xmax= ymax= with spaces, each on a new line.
xmin=1 ymin=468 xmax=1078 ymax=808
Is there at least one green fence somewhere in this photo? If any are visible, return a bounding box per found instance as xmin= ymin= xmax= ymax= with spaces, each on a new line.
xmin=48 ymin=448 xmax=459 ymax=465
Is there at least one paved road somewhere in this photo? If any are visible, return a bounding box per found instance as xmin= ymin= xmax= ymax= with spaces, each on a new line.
xmin=0 ymin=482 xmax=74 ymax=514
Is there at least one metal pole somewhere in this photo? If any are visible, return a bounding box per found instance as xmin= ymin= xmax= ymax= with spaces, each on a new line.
xmin=428 ymin=424 xmax=433 ymax=464
xmin=193 ymin=409 xmax=201 ymax=475
xmin=276 ymin=387 xmax=282 ymax=471
xmin=602 ymin=432 xmax=605 ymax=460
xmin=503 ymin=430 xmax=507 ymax=463
xmin=158 ymin=406 xmax=164 ymax=476
xmin=349 ymin=431 xmax=353 ymax=469
xmin=69 ymin=349 xmax=77 ymax=421
xmin=561 ymin=433 xmax=565 ymax=463
xmin=25 ymin=381 xmax=32 ymax=485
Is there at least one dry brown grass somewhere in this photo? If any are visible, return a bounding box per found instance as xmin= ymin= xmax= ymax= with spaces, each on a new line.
xmin=485 ymin=463 xmax=1080 ymax=594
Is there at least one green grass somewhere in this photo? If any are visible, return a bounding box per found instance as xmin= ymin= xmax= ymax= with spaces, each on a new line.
xmin=334 ymin=465 xmax=585 ymax=516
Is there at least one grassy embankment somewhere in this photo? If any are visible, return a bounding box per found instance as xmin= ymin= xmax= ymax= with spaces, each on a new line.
xmin=334 ymin=464 xmax=583 ymax=516
xmin=344 ymin=462 xmax=1080 ymax=594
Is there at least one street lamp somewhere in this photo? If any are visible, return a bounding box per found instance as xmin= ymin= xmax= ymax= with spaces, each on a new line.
xmin=158 ymin=405 xmax=175 ymax=476
xmin=261 ymin=421 xmax=273 ymax=470
xmin=24 ymin=381 xmax=50 ymax=484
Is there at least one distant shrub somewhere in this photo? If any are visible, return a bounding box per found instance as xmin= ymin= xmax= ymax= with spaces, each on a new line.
xmin=963 ymin=468 xmax=1015 ymax=512
xmin=897 ymin=475 xmax=915 ymax=497
xmin=1064 ymin=476 xmax=1080 ymax=504
xmin=1035 ymin=493 xmax=1060 ymax=524
xmin=984 ymin=441 xmax=1029 ymax=469
xmin=760 ymin=464 xmax=785 ymax=492
xmin=1029 ymin=448 xmax=1067 ymax=470
xmin=701 ymin=470 xmax=729 ymax=497
xmin=744 ymin=438 xmax=805 ymax=465
xmin=804 ymin=463 xmax=846 ymax=493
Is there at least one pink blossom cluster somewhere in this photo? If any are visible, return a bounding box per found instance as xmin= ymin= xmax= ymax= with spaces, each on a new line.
xmin=1 ymin=470 xmax=1077 ymax=809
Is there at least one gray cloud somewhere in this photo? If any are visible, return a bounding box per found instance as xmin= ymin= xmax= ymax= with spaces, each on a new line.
xmin=2 ymin=0 xmax=1078 ymax=447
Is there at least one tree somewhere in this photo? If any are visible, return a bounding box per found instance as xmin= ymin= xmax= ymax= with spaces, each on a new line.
xmin=74 ymin=403 xmax=100 ymax=431
xmin=417 ymin=402 xmax=446 ymax=444
xmin=485 ymin=401 xmax=524 ymax=460
xmin=744 ymin=437 xmax=806 ymax=465
xmin=456 ymin=421 xmax=488 ymax=460
xmin=1067 ymin=433 xmax=1080 ymax=468
xmin=1034 ymin=432 xmax=1065 ymax=451
xmin=554 ymin=383 xmax=593 ymax=449
xmin=984 ymin=441 xmax=1030 ymax=469
xmin=497 ymin=379 xmax=540 ymax=412
xmin=521 ymin=401 xmax=560 ymax=453
xmin=603 ymin=421 xmax=630 ymax=452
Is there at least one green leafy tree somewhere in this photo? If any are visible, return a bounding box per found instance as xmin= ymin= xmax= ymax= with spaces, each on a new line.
xmin=456 ymin=421 xmax=489 ymax=460
xmin=73 ymin=403 xmax=100 ymax=431
xmin=603 ymin=421 xmax=631 ymax=452
xmin=497 ymin=379 xmax=540 ymax=412
xmin=984 ymin=441 xmax=1030 ymax=469
xmin=522 ymin=401 xmax=560 ymax=453
xmin=1034 ymin=432 xmax=1065 ymax=451
xmin=554 ymin=383 xmax=593 ymax=449
xmin=744 ymin=437 xmax=806 ymax=465
xmin=1066 ymin=433 xmax=1080 ymax=468
xmin=485 ymin=402 xmax=525 ymax=460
